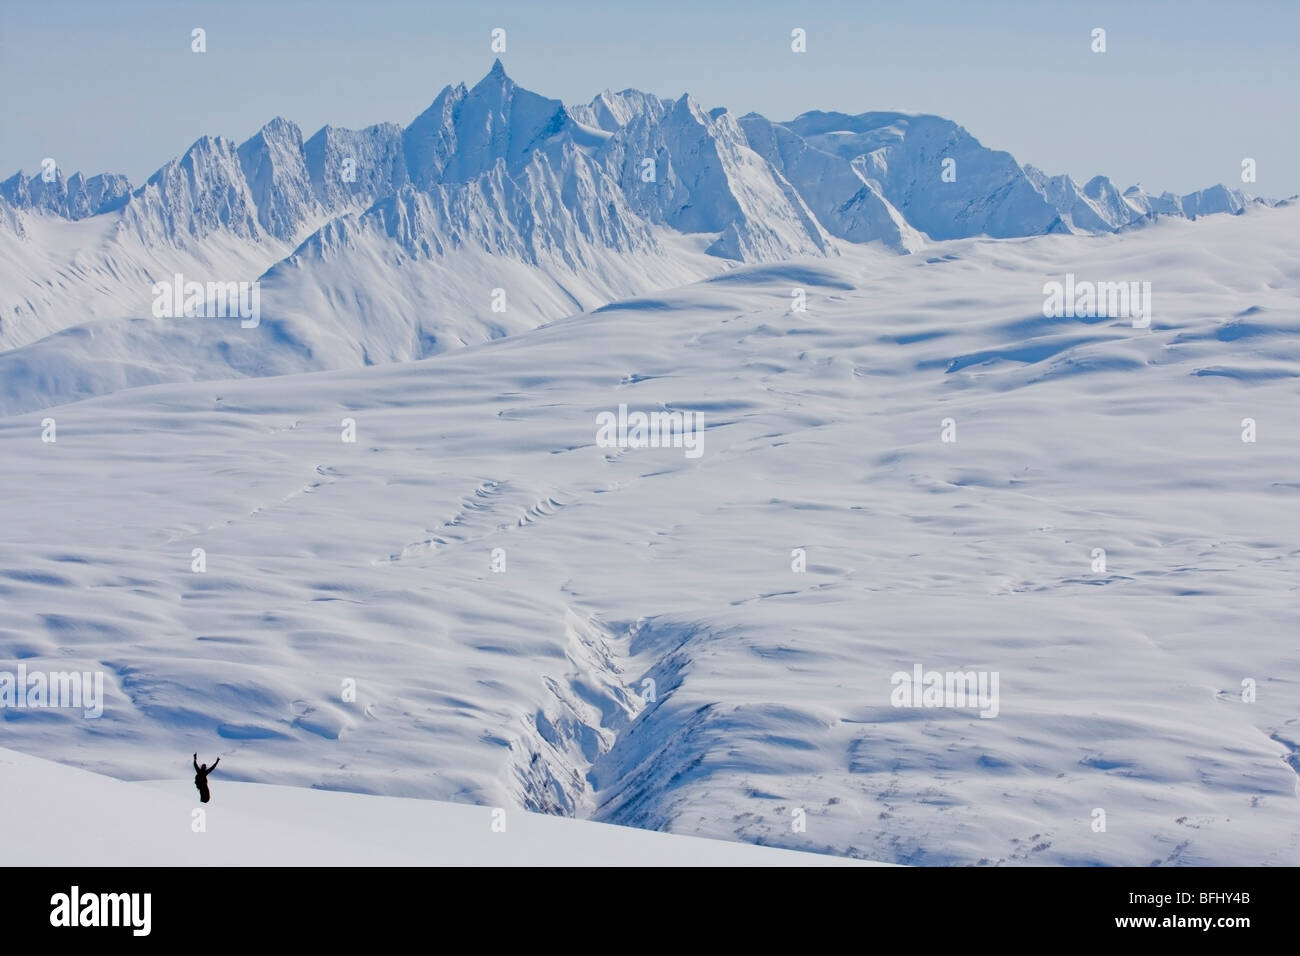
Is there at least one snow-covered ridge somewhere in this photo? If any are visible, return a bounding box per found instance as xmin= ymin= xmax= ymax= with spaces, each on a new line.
xmin=0 ymin=168 xmax=130 ymax=220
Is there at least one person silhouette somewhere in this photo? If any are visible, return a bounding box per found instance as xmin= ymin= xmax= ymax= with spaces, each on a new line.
xmin=193 ymin=753 xmax=220 ymax=804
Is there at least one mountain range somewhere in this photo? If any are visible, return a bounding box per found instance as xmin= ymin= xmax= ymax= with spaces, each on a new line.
xmin=0 ymin=61 xmax=1283 ymax=411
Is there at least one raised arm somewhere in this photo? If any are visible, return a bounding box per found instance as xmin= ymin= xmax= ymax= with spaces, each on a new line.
xmin=193 ymin=753 xmax=199 ymax=771
xmin=209 ymin=757 xmax=220 ymax=771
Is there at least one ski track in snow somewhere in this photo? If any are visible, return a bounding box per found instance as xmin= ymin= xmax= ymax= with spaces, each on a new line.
xmin=0 ymin=208 xmax=1298 ymax=864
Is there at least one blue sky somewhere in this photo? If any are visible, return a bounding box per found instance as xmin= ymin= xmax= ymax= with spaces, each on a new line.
xmin=4 ymin=0 xmax=1297 ymax=196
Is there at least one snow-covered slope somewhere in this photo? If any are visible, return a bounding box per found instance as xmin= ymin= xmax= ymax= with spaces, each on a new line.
xmin=2 ymin=206 xmax=1298 ymax=865
xmin=738 ymin=112 xmax=922 ymax=252
xmin=237 ymin=118 xmax=323 ymax=241
xmin=588 ymin=92 xmax=837 ymax=261
xmin=0 ymin=747 xmax=874 ymax=865
xmin=0 ymin=204 xmax=301 ymax=353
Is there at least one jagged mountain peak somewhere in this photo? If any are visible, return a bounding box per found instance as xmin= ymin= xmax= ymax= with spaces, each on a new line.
xmin=302 ymin=121 xmax=409 ymax=209
xmin=468 ymin=57 xmax=520 ymax=99
xmin=404 ymin=64 xmax=576 ymax=186
xmin=0 ymin=166 xmax=132 ymax=220
xmin=237 ymin=117 xmax=317 ymax=241
xmin=124 ymin=133 xmax=262 ymax=241
xmin=402 ymin=83 xmax=468 ymax=188
xmin=571 ymin=89 xmax=669 ymax=132
xmin=243 ymin=116 xmax=304 ymax=146
xmin=667 ymin=91 xmax=708 ymax=123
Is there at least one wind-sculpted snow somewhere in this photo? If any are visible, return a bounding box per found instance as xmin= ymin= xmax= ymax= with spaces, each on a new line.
xmin=1 ymin=207 xmax=1297 ymax=864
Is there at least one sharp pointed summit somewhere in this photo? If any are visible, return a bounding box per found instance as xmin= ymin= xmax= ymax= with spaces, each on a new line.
xmin=470 ymin=58 xmax=515 ymax=97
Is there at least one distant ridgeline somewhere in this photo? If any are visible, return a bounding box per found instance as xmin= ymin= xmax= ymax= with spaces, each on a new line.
xmin=1 ymin=60 xmax=1281 ymax=259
